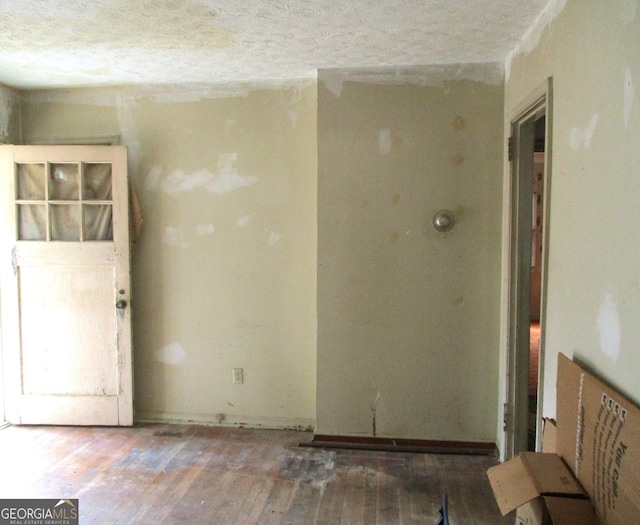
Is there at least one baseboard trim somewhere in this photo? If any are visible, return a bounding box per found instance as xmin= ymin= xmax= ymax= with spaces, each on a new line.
xmin=303 ymin=434 xmax=497 ymax=456
xmin=135 ymin=410 xmax=315 ymax=432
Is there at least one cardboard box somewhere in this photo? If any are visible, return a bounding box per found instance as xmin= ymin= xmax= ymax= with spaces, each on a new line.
xmin=487 ymin=451 xmax=598 ymax=524
xmin=556 ymin=353 xmax=640 ymax=525
xmin=541 ymin=418 xmax=557 ymax=453
xmin=517 ymin=496 xmax=599 ymax=525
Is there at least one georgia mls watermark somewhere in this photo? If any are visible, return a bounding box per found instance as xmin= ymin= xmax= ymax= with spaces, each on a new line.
xmin=0 ymin=499 xmax=78 ymax=525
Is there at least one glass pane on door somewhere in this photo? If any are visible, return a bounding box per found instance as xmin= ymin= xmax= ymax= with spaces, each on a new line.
xmin=15 ymin=161 xmax=115 ymax=242
xmin=83 ymin=163 xmax=112 ymax=200
xmin=49 ymin=163 xmax=79 ymax=201
xmin=84 ymin=204 xmax=113 ymax=241
xmin=17 ymin=164 xmax=45 ymax=200
xmin=18 ymin=204 xmax=46 ymax=240
xmin=50 ymin=204 xmax=80 ymax=241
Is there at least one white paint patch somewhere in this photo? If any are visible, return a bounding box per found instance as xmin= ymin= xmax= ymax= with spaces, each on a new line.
xmin=160 ymin=154 xmax=259 ymax=197
xmin=197 ymin=224 xmax=215 ymax=236
xmin=163 ymin=226 xmax=189 ymax=247
xmin=372 ymin=391 xmax=382 ymax=410
xmin=569 ymin=113 xmax=598 ymax=151
xmin=145 ymin=165 xmax=163 ymax=191
xmin=267 ymin=231 xmax=282 ymax=246
xmin=161 ymin=168 xmax=207 ymax=197
xmin=597 ymin=292 xmax=621 ymax=362
xmin=207 ymin=153 xmax=259 ymax=194
xmin=286 ymin=110 xmax=299 ymax=128
xmin=116 ymin=94 xmax=142 ymax=176
xmin=624 ymin=67 xmax=634 ymax=129
xmin=320 ymin=72 xmax=346 ymax=98
xmin=237 ymin=213 xmax=255 ymax=227
xmin=505 ymin=0 xmax=568 ymax=82
xmin=155 ymin=342 xmax=187 ymax=365
xmin=378 ymin=129 xmax=392 ymax=155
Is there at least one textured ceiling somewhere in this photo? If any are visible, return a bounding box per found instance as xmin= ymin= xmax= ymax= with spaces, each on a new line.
xmin=0 ymin=0 xmax=550 ymax=89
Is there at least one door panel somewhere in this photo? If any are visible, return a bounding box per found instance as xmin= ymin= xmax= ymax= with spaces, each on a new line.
xmin=0 ymin=145 xmax=132 ymax=426
xmin=20 ymin=265 xmax=117 ymax=396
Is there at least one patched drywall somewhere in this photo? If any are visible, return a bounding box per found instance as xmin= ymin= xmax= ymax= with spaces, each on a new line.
xmin=502 ymin=0 xmax=640 ymax=439
xmin=316 ymin=66 xmax=504 ymax=441
xmin=19 ymin=84 xmax=318 ymax=429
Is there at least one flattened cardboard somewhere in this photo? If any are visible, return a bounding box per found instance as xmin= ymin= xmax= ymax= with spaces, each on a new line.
xmin=556 ymin=353 xmax=640 ymax=525
xmin=488 ymin=454 xmax=539 ymax=515
xmin=487 ymin=452 xmax=585 ymax=516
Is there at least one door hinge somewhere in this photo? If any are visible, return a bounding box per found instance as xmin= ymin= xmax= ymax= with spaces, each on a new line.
xmin=508 ymin=136 xmax=514 ymax=161
xmin=503 ymin=402 xmax=510 ymax=432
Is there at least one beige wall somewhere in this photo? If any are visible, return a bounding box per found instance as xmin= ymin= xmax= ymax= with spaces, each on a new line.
xmin=0 ymin=84 xmax=20 ymax=143
xmin=316 ymin=67 xmax=505 ymax=441
xmin=502 ymin=0 xmax=640 ymax=443
xmin=19 ymin=84 xmax=318 ymax=429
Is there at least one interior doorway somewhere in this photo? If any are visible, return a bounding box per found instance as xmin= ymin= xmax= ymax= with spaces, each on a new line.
xmin=506 ymin=80 xmax=552 ymax=458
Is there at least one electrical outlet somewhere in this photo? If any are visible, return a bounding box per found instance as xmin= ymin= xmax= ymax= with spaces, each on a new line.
xmin=233 ymin=368 xmax=243 ymax=384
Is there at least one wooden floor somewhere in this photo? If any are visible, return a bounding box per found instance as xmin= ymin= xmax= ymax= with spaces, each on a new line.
xmin=0 ymin=423 xmax=511 ymax=524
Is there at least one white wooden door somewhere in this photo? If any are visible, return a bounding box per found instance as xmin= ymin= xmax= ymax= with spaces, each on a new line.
xmin=0 ymin=145 xmax=133 ymax=426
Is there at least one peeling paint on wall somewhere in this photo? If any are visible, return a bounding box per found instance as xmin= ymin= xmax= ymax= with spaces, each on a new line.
xmin=598 ymin=292 xmax=621 ymax=362
xmin=286 ymin=110 xmax=299 ymax=129
xmin=160 ymin=154 xmax=259 ymax=197
xmin=161 ymin=168 xmax=211 ymax=196
xmin=197 ymin=224 xmax=215 ymax=236
xmin=163 ymin=226 xmax=189 ymax=248
xmin=624 ymin=67 xmax=634 ymax=129
xmin=155 ymin=342 xmax=187 ymax=365
xmin=237 ymin=213 xmax=255 ymax=227
xmin=116 ymin=94 xmax=142 ymax=175
xmin=378 ymin=129 xmax=392 ymax=155
xmin=267 ymin=231 xmax=283 ymax=246
xmin=569 ymin=113 xmax=599 ymax=151
xmin=210 ymin=153 xmax=259 ymax=194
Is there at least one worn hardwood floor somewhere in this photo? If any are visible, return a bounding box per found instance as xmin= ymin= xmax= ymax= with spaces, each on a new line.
xmin=0 ymin=423 xmax=511 ymax=524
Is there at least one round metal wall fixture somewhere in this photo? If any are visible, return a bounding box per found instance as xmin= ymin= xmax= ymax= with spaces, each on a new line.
xmin=432 ymin=209 xmax=455 ymax=232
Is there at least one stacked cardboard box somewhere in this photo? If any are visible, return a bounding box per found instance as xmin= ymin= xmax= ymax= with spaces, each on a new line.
xmin=488 ymin=353 xmax=639 ymax=525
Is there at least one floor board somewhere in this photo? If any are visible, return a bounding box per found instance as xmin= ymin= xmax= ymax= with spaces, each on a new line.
xmin=0 ymin=423 xmax=512 ymax=524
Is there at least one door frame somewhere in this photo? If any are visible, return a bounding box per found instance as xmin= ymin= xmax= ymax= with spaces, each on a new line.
xmin=502 ymin=78 xmax=553 ymax=459
xmin=0 ymin=136 xmax=6 ymax=426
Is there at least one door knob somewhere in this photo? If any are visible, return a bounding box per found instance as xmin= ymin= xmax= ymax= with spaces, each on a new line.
xmin=116 ymin=299 xmax=127 ymax=309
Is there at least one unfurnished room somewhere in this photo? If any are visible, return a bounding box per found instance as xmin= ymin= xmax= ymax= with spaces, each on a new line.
xmin=0 ymin=0 xmax=639 ymax=523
